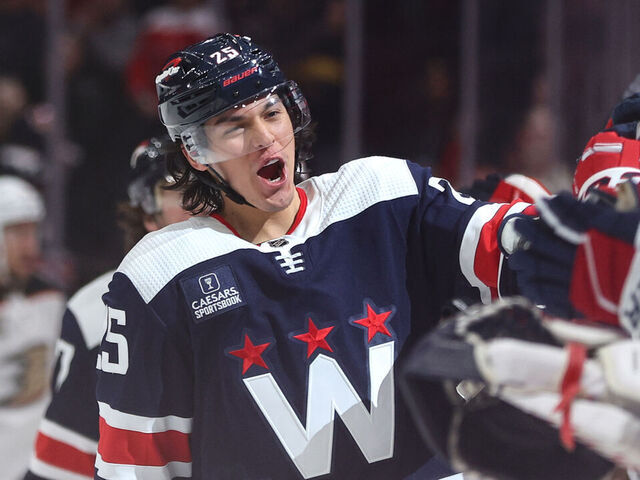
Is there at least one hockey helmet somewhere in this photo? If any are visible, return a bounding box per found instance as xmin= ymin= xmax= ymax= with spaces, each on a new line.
xmin=0 ymin=175 xmax=44 ymax=230
xmin=573 ymin=130 xmax=640 ymax=200
xmin=156 ymin=33 xmax=310 ymax=165
xmin=0 ymin=175 xmax=44 ymax=282
xmin=127 ymin=136 xmax=179 ymax=216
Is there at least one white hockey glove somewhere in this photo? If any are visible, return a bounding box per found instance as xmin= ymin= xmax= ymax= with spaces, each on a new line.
xmin=401 ymin=297 xmax=639 ymax=480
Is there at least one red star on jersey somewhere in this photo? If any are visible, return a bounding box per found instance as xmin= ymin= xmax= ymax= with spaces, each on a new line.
xmin=229 ymin=335 xmax=270 ymax=374
xmin=354 ymin=303 xmax=392 ymax=342
xmin=293 ymin=318 xmax=334 ymax=358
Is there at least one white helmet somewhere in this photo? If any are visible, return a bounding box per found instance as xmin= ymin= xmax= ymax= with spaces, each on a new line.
xmin=0 ymin=175 xmax=44 ymax=283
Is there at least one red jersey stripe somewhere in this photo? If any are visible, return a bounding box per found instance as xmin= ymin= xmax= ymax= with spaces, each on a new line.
xmin=471 ymin=201 xmax=534 ymax=299
xmin=473 ymin=203 xmax=513 ymax=295
xmin=212 ymin=187 xmax=308 ymax=239
xmin=98 ymin=417 xmax=192 ymax=466
xmin=34 ymin=431 xmax=95 ymax=476
xmin=287 ymin=187 xmax=308 ymax=234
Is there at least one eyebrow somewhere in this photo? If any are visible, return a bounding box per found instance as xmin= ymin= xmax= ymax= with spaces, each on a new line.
xmin=213 ymin=97 xmax=282 ymax=126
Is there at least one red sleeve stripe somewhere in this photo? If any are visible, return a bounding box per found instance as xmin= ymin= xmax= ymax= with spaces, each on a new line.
xmin=98 ymin=401 xmax=192 ymax=433
xmin=95 ymin=452 xmax=192 ymax=479
xmin=38 ymin=418 xmax=98 ymax=453
xmin=31 ymin=431 xmax=95 ymax=477
xmin=460 ymin=202 xmax=531 ymax=303
xmin=98 ymin=417 xmax=191 ymax=466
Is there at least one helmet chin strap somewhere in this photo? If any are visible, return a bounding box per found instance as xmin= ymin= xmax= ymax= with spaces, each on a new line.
xmin=180 ymin=143 xmax=255 ymax=208
xmin=200 ymin=165 xmax=255 ymax=208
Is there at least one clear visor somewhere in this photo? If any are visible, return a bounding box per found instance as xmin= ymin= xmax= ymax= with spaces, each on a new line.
xmin=182 ymin=87 xmax=306 ymax=165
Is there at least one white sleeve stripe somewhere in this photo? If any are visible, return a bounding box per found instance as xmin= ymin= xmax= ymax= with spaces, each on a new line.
xmin=29 ymin=457 xmax=93 ymax=480
xmin=95 ymin=452 xmax=192 ymax=479
xmin=580 ymin=142 xmax=622 ymax=162
xmin=496 ymin=202 xmax=530 ymax=300
xmin=39 ymin=418 xmax=98 ymax=453
xmin=98 ymin=401 xmax=193 ymax=434
xmin=459 ymin=201 xmax=528 ymax=303
xmin=459 ymin=203 xmax=503 ymax=304
xmin=503 ymin=174 xmax=551 ymax=200
xmin=504 ymin=201 xmax=530 ymax=217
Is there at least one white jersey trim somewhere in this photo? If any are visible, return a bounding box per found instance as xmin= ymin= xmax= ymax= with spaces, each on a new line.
xmin=119 ymin=157 xmax=419 ymax=303
xmin=459 ymin=202 xmax=528 ymax=303
xmin=98 ymin=401 xmax=192 ymax=434
xmin=39 ymin=418 xmax=98 ymax=453
xmin=95 ymin=452 xmax=192 ymax=480
xmin=118 ymin=217 xmax=258 ymax=303
xmin=296 ymin=157 xmax=418 ymax=237
xmin=67 ymin=270 xmax=114 ymax=349
xmin=502 ymin=174 xmax=551 ymax=201
xmin=29 ymin=457 xmax=93 ymax=480
xmin=459 ymin=203 xmax=501 ymax=303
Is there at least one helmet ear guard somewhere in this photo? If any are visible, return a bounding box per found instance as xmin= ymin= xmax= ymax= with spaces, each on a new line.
xmin=180 ymin=127 xmax=209 ymax=165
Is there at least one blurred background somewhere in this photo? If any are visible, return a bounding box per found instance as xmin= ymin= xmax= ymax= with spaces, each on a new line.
xmin=2 ymin=0 xmax=640 ymax=293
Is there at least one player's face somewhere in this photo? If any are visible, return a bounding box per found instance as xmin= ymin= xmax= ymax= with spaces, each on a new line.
xmin=203 ymin=96 xmax=297 ymax=212
xmin=4 ymin=221 xmax=41 ymax=281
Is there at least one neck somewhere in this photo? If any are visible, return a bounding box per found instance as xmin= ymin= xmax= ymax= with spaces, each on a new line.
xmin=219 ymin=190 xmax=301 ymax=244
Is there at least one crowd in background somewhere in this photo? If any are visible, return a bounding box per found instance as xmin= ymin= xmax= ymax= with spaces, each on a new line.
xmin=0 ymin=1 xmax=639 ymax=479
xmin=0 ymin=0 xmax=630 ymax=293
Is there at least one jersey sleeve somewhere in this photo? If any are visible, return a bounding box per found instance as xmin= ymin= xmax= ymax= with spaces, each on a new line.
xmin=406 ymin=161 xmax=536 ymax=304
xmin=26 ymin=274 xmax=111 ymax=480
xmin=94 ymin=272 xmax=194 ymax=480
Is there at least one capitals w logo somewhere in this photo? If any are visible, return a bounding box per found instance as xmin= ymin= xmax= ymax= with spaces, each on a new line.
xmin=228 ymin=302 xmax=396 ymax=479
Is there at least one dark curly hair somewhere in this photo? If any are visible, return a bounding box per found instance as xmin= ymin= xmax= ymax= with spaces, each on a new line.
xmin=166 ymin=122 xmax=315 ymax=215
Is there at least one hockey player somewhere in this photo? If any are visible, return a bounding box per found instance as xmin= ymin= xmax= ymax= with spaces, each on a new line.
xmin=400 ymin=91 xmax=640 ymax=480
xmin=25 ymin=137 xmax=192 ymax=480
xmin=94 ymin=33 xmax=537 ymax=479
xmin=0 ymin=176 xmax=66 ymax=480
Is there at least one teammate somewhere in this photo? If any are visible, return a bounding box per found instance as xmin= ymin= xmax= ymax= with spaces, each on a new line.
xmin=0 ymin=175 xmax=66 ymax=480
xmin=400 ymin=91 xmax=640 ymax=480
xmin=25 ymin=137 xmax=192 ymax=480
xmin=94 ymin=33 xmax=537 ymax=479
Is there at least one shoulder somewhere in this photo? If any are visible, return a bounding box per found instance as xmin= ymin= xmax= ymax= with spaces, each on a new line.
xmin=301 ymin=156 xmax=421 ymax=208
xmin=307 ymin=156 xmax=419 ymax=196
xmin=116 ymin=217 xmax=255 ymax=304
xmin=66 ymin=270 xmax=114 ymax=349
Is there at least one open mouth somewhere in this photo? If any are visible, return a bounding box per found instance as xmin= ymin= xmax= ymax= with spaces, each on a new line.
xmin=257 ymin=158 xmax=285 ymax=183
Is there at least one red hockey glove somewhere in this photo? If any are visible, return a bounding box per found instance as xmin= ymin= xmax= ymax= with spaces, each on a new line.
xmin=463 ymin=172 xmax=551 ymax=203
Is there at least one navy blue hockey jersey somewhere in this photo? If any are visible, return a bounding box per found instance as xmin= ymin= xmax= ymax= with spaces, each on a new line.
xmin=27 ymin=271 xmax=113 ymax=479
xmin=95 ymin=157 xmax=532 ymax=479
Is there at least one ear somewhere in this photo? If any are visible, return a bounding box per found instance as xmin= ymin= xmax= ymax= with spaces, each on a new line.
xmin=180 ymin=144 xmax=208 ymax=172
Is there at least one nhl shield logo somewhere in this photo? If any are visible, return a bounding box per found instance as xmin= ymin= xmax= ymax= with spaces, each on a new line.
xmin=199 ymin=273 xmax=220 ymax=294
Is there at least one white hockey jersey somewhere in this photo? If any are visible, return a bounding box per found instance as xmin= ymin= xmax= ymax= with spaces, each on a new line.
xmin=0 ymin=278 xmax=65 ymax=479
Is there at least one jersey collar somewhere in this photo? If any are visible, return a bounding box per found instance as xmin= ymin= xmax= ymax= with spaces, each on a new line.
xmin=211 ymin=187 xmax=308 ymax=240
